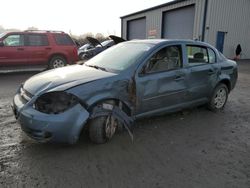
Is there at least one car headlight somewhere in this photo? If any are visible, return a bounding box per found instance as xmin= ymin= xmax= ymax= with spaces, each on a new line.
xmin=33 ymin=92 xmax=78 ymax=114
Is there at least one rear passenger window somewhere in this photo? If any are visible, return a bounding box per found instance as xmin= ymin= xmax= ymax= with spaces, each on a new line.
xmin=27 ymin=34 xmax=49 ymax=46
xmin=208 ymin=48 xmax=216 ymax=63
xmin=54 ymin=34 xmax=74 ymax=45
xmin=187 ymin=45 xmax=208 ymax=65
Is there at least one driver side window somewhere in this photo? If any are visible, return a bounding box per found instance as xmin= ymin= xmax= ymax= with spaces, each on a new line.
xmin=145 ymin=45 xmax=182 ymax=73
xmin=3 ymin=34 xmax=24 ymax=46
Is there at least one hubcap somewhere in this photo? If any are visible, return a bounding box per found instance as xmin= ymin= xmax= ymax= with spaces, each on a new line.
xmin=105 ymin=116 xmax=117 ymax=139
xmin=53 ymin=59 xmax=65 ymax=68
xmin=214 ymin=88 xmax=227 ymax=109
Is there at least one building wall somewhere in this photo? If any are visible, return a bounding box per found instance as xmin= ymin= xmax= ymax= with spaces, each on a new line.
xmin=121 ymin=0 xmax=250 ymax=59
xmin=204 ymin=0 xmax=250 ymax=58
xmin=121 ymin=0 xmax=205 ymax=40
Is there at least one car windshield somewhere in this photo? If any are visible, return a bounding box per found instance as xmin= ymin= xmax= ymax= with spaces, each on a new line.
xmin=95 ymin=40 xmax=113 ymax=48
xmin=101 ymin=40 xmax=113 ymax=46
xmin=85 ymin=42 xmax=153 ymax=72
xmin=79 ymin=44 xmax=91 ymax=50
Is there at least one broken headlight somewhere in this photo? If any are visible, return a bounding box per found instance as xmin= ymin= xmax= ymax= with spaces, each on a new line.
xmin=33 ymin=92 xmax=78 ymax=114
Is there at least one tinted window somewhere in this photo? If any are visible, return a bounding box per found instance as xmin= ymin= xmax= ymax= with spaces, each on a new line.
xmin=208 ymin=48 xmax=216 ymax=63
xmin=145 ymin=45 xmax=182 ymax=73
xmin=3 ymin=34 xmax=24 ymax=46
xmin=54 ymin=34 xmax=74 ymax=45
xmin=27 ymin=34 xmax=49 ymax=46
xmin=187 ymin=45 xmax=208 ymax=65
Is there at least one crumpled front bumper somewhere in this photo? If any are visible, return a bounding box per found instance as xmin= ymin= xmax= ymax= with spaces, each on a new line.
xmin=12 ymin=93 xmax=89 ymax=144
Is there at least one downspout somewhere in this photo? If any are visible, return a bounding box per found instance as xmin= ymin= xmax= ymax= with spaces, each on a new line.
xmin=201 ymin=0 xmax=208 ymax=41
xmin=121 ymin=18 xmax=124 ymax=39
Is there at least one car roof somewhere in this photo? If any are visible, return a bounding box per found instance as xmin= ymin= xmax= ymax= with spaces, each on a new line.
xmin=125 ymin=39 xmax=215 ymax=49
xmin=3 ymin=30 xmax=66 ymax=35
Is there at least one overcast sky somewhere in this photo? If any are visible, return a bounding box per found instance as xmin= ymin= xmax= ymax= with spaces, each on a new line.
xmin=1 ymin=0 xmax=171 ymax=36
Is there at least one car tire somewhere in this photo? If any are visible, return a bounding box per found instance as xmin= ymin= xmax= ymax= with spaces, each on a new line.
xmin=208 ymin=83 xmax=229 ymax=112
xmin=49 ymin=56 xmax=67 ymax=69
xmin=89 ymin=115 xmax=117 ymax=144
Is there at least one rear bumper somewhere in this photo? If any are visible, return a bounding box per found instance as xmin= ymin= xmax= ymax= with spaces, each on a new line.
xmin=68 ymin=54 xmax=79 ymax=64
xmin=12 ymin=93 xmax=89 ymax=144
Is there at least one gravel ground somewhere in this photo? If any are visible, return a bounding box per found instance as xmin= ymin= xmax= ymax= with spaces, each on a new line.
xmin=0 ymin=62 xmax=249 ymax=188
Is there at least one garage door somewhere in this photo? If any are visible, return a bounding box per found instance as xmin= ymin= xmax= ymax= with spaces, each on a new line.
xmin=162 ymin=5 xmax=195 ymax=39
xmin=127 ymin=17 xmax=146 ymax=40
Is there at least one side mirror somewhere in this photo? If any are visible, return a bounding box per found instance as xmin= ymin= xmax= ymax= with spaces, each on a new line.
xmin=0 ymin=41 xmax=4 ymax=47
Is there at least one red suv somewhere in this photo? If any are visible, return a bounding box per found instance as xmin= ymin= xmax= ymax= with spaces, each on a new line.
xmin=0 ymin=30 xmax=79 ymax=69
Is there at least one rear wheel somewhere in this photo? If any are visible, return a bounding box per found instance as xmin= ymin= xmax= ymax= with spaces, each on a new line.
xmin=89 ymin=115 xmax=117 ymax=144
xmin=208 ymin=83 xmax=228 ymax=112
xmin=49 ymin=56 xmax=66 ymax=69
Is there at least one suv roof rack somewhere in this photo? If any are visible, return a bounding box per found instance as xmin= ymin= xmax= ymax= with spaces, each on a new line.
xmin=24 ymin=30 xmax=65 ymax=33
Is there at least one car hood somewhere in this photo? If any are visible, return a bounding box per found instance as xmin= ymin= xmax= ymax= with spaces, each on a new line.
xmin=109 ymin=35 xmax=126 ymax=44
xmin=23 ymin=65 xmax=116 ymax=95
xmin=86 ymin=37 xmax=102 ymax=47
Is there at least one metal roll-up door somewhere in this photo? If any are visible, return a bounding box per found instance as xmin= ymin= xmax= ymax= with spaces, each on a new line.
xmin=162 ymin=5 xmax=195 ymax=39
xmin=127 ymin=17 xmax=146 ymax=40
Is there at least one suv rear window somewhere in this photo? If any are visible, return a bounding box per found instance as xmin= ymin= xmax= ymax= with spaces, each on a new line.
xmin=54 ymin=34 xmax=74 ymax=45
xmin=27 ymin=34 xmax=49 ymax=46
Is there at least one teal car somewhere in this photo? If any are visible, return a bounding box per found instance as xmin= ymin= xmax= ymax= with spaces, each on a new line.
xmin=12 ymin=40 xmax=238 ymax=144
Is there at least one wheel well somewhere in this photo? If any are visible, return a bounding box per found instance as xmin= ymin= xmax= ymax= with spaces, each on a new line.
xmin=219 ymin=79 xmax=231 ymax=92
xmin=88 ymin=99 xmax=132 ymax=116
xmin=49 ymin=53 xmax=67 ymax=63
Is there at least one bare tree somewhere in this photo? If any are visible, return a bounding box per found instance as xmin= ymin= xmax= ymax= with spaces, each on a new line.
xmin=0 ymin=25 xmax=4 ymax=33
xmin=26 ymin=26 xmax=39 ymax=31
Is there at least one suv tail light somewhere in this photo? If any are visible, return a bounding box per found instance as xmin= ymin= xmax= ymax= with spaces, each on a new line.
xmin=73 ymin=47 xmax=79 ymax=61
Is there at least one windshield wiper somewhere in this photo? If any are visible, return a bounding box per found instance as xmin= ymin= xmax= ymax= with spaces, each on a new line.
xmin=86 ymin=64 xmax=108 ymax=72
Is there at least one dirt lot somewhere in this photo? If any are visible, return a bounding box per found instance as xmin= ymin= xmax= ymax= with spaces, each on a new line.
xmin=0 ymin=61 xmax=249 ymax=188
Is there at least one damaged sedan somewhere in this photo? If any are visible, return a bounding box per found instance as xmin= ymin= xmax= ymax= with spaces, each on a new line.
xmin=12 ymin=40 xmax=237 ymax=144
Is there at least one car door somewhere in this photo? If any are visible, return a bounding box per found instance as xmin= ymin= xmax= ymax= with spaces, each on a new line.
xmin=135 ymin=44 xmax=188 ymax=115
xmin=0 ymin=34 xmax=27 ymax=66
xmin=25 ymin=34 xmax=50 ymax=65
xmin=185 ymin=44 xmax=219 ymax=101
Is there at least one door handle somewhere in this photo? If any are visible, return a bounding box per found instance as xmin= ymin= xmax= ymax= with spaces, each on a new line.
xmin=174 ymin=75 xmax=184 ymax=81
xmin=208 ymin=69 xmax=216 ymax=75
xmin=17 ymin=48 xmax=24 ymax=51
xmin=45 ymin=47 xmax=52 ymax=50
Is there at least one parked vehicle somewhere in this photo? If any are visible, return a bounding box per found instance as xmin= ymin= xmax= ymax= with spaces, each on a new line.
xmin=77 ymin=43 xmax=94 ymax=59
xmin=0 ymin=30 xmax=79 ymax=69
xmin=80 ymin=35 xmax=125 ymax=60
xmin=12 ymin=39 xmax=237 ymax=144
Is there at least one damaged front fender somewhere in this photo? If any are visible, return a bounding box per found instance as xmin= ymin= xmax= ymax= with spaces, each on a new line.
xmin=90 ymin=104 xmax=134 ymax=141
xmin=13 ymin=89 xmax=90 ymax=144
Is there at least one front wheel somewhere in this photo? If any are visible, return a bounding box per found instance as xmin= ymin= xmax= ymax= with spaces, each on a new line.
xmin=49 ymin=56 xmax=67 ymax=69
xmin=89 ymin=115 xmax=117 ymax=144
xmin=208 ymin=83 xmax=228 ymax=112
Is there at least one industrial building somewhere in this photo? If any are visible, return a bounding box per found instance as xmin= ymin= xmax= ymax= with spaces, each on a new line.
xmin=121 ymin=0 xmax=250 ymax=59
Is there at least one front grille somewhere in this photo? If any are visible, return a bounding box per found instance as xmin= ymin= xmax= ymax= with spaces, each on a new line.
xmin=20 ymin=87 xmax=33 ymax=104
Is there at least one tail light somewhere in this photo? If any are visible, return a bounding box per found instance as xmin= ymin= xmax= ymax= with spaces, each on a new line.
xmin=73 ymin=47 xmax=79 ymax=61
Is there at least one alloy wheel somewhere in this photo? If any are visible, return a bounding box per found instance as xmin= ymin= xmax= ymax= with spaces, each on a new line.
xmin=214 ymin=87 xmax=227 ymax=109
